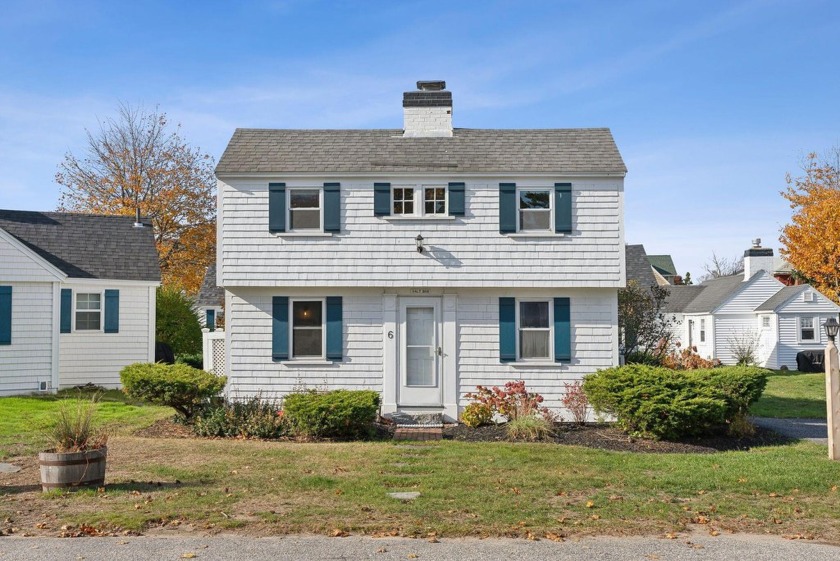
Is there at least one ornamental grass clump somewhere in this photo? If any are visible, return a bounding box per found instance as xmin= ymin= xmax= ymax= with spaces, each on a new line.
xmin=48 ymin=398 xmax=108 ymax=453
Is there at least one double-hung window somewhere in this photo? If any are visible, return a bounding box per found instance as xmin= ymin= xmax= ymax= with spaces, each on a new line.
xmin=518 ymin=189 xmax=551 ymax=232
xmin=800 ymin=317 xmax=816 ymax=342
xmin=291 ymin=299 xmax=324 ymax=358
xmin=288 ymin=188 xmax=322 ymax=231
xmin=518 ymin=300 xmax=551 ymax=360
xmin=75 ymin=293 xmax=101 ymax=331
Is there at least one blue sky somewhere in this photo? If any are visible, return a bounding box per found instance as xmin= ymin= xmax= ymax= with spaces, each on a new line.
xmin=1 ymin=0 xmax=838 ymax=278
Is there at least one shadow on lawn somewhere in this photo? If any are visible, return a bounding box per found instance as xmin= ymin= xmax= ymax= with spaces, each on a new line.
xmin=750 ymin=396 xmax=826 ymax=419
xmin=0 ymin=480 xmax=201 ymax=496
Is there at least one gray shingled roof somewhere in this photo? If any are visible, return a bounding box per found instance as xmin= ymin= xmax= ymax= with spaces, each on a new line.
xmin=0 ymin=210 xmax=160 ymax=282
xmin=755 ymin=285 xmax=809 ymax=312
xmin=663 ymin=273 xmax=748 ymax=314
xmin=197 ymin=264 xmax=223 ymax=308
xmin=625 ymin=244 xmax=658 ymax=288
xmin=215 ymin=128 xmax=627 ymax=175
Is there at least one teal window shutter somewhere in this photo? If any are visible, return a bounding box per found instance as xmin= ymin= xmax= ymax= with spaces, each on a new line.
xmin=206 ymin=309 xmax=215 ymax=332
xmin=499 ymin=183 xmax=516 ymax=233
xmin=60 ymin=288 xmax=72 ymax=333
xmin=104 ymin=289 xmax=120 ymax=333
xmin=268 ymin=183 xmax=286 ymax=232
xmin=374 ymin=183 xmax=391 ymax=216
xmin=272 ymin=296 xmax=289 ymax=360
xmin=0 ymin=286 xmax=11 ymax=345
xmin=555 ymin=183 xmax=572 ymax=233
xmin=324 ymin=182 xmax=341 ymax=233
xmin=326 ymin=296 xmax=343 ymax=360
xmin=448 ymin=182 xmax=465 ymax=216
xmin=554 ymin=297 xmax=571 ymax=361
xmin=499 ymin=297 xmax=516 ymax=362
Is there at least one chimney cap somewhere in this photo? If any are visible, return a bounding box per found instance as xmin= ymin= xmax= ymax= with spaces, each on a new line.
xmin=417 ymin=80 xmax=446 ymax=91
xmin=752 ymin=238 xmax=761 ymax=248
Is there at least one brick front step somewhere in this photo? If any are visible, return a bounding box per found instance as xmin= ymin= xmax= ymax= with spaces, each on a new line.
xmin=394 ymin=426 xmax=443 ymax=441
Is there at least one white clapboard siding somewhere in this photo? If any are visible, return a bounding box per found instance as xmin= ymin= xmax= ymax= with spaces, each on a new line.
xmin=59 ymin=284 xmax=153 ymax=388
xmin=219 ymin=178 xmax=624 ymax=288
xmin=0 ymin=235 xmax=61 ymax=282
xmin=715 ymin=272 xmax=784 ymax=314
xmin=0 ymin=282 xmax=54 ymax=396
xmin=776 ymin=313 xmax=831 ymax=370
xmin=712 ymin=314 xmax=763 ymax=366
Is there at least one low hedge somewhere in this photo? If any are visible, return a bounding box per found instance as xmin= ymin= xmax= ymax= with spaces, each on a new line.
xmin=192 ymin=395 xmax=284 ymax=439
xmin=582 ymin=364 xmax=767 ymax=440
xmin=120 ymin=362 xmax=226 ymax=420
xmin=283 ymin=390 xmax=380 ymax=439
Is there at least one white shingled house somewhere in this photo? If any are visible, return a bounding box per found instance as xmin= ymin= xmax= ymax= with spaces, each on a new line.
xmin=214 ymin=81 xmax=626 ymax=420
xmin=0 ymin=210 xmax=160 ymax=395
xmin=664 ymin=241 xmax=840 ymax=369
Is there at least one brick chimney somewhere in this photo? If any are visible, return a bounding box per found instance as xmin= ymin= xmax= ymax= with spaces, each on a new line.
xmin=403 ymin=80 xmax=452 ymax=138
xmin=743 ymin=238 xmax=774 ymax=279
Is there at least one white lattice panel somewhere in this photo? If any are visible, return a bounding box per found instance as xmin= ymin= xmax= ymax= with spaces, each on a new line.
xmin=211 ymin=338 xmax=225 ymax=375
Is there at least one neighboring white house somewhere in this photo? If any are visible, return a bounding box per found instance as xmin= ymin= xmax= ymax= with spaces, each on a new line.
xmin=664 ymin=241 xmax=840 ymax=369
xmin=214 ymin=80 xmax=627 ymax=421
xmin=197 ymin=264 xmax=224 ymax=331
xmin=0 ymin=210 xmax=160 ymax=395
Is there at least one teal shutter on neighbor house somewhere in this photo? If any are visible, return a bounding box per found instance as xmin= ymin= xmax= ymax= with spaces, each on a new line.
xmin=499 ymin=183 xmax=517 ymax=233
xmin=104 ymin=289 xmax=119 ymax=333
xmin=554 ymin=297 xmax=571 ymax=362
xmin=448 ymin=182 xmax=465 ymax=216
xmin=0 ymin=286 xmax=11 ymax=345
xmin=268 ymin=183 xmax=286 ymax=233
xmin=374 ymin=183 xmax=391 ymax=216
xmin=554 ymin=183 xmax=572 ymax=233
xmin=324 ymin=183 xmax=341 ymax=233
xmin=206 ymin=309 xmax=215 ymax=332
xmin=60 ymin=288 xmax=72 ymax=333
xmin=499 ymin=297 xmax=516 ymax=362
xmin=272 ymin=296 xmax=289 ymax=360
xmin=325 ymin=296 xmax=343 ymax=361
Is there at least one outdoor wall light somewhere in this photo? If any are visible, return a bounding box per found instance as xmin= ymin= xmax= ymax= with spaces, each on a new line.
xmin=415 ymin=234 xmax=424 ymax=253
xmin=825 ymin=317 xmax=839 ymax=342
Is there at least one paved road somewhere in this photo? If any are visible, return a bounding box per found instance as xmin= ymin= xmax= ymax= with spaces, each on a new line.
xmin=1 ymin=534 xmax=838 ymax=561
xmin=751 ymin=417 xmax=828 ymax=443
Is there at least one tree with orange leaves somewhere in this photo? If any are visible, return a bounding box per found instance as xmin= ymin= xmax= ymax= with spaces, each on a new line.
xmin=56 ymin=104 xmax=215 ymax=294
xmin=780 ymin=149 xmax=840 ymax=304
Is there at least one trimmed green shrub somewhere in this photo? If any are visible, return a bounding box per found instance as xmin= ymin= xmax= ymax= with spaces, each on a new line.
xmin=176 ymin=353 xmax=204 ymax=370
xmin=582 ymin=364 xmax=767 ymax=440
xmin=120 ymin=362 xmax=226 ymax=420
xmin=192 ymin=395 xmax=285 ymax=438
xmin=156 ymin=286 xmax=202 ymax=356
xmin=283 ymin=390 xmax=380 ymax=440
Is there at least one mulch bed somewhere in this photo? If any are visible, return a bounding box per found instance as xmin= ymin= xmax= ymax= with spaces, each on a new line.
xmin=135 ymin=418 xmax=792 ymax=453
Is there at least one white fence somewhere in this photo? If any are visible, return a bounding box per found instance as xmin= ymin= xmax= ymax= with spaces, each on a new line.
xmin=202 ymin=328 xmax=226 ymax=375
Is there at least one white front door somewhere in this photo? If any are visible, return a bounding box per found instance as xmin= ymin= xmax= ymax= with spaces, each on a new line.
xmin=398 ymin=298 xmax=442 ymax=407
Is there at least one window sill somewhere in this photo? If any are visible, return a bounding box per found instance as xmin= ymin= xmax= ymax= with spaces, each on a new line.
xmin=382 ymin=216 xmax=457 ymax=221
xmin=507 ymin=361 xmax=564 ymax=367
xmin=280 ymin=359 xmax=334 ymax=365
xmin=273 ymin=232 xmax=334 ymax=237
xmin=506 ymin=232 xmax=565 ymax=238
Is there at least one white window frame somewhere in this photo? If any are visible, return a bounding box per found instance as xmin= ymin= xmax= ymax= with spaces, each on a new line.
xmin=515 ymin=298 xmax=553 ymax=361
xmin=74 ymin=291 xmax=103 ymax=332
xmin=699 ymin=318 xmax=706 ymax=343
xmin=289 ymin=297 xmax=326 ymax=360
xmin=391 ymin=184 xmax=448 ymax=217
xmin=516 ymin=187 xmax=553 ymax=233
xmin=286 ymin=187 xmax=324 ymax=233
xmin=760 ymin=315 xmax=771 ymax=329
xmin=799 ymin=316 xmax=817 ymax=343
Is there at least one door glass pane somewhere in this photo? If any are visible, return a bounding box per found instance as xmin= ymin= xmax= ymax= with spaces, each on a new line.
xmin=407 ymin=347 xmax=434 ymax=386
xmin=520 ymin=302 xmax=549 ymax=328
xmin=520 ymin=331 xmax=549 ymax=359
xmin=406 ymin=308 xmax=434 ymax=345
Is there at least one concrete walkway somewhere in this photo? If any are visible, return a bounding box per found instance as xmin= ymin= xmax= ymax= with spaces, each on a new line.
xmin=0 ymin=533 xmax=838 ymax=561
xmin=752 ymin=417 xmax=828 ymax=443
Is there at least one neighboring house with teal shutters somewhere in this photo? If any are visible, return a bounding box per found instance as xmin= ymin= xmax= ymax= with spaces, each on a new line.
xmin=197 ymin=264 xmax=224 ymax=331
xmin=214 ymin=80 xmax=627 ymax=420
xmin=0 ymin=210 xmax=159 ymax=396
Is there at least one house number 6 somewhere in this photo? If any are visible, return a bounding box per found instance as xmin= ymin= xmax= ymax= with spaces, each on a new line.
xmin=387 ymin=331 xmax=394 ymax=339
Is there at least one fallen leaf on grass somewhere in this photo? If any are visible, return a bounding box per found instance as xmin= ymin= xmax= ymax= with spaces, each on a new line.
xmin=585 ymin=501 xmax=595 ymax=508
xmin=545 ymin=532 xmax=564 ymax=542
xmin=709 ymin=530 xmax=720 ymax=537
xmin=664 ymin=532 xmax=678 ymax=539
xmin=332 ymin=528 xmax=349 ymax=537
xmin=407 ymin=554 xmax=418 ymax=559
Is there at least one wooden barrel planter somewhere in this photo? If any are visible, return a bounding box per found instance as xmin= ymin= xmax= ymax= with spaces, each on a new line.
xmin=38 ymin=447 xmax=107 ymax=492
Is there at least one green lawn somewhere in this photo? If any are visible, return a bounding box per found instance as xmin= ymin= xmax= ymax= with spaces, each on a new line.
xmin=750 ymin=370 xmax=826 ymax=419
xmin=0 ymin=388 xmax=171 ymax=459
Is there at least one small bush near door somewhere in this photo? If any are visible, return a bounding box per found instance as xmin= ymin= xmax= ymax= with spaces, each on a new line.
xmin=283 ymin=390 xmax=380 ymax=440
xmin=582 ymin=364 xmax=768 ymax=440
